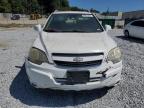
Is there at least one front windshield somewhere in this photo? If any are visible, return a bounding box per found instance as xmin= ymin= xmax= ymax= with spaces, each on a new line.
xmin=43 ymin=13 xmax=104 ymax=32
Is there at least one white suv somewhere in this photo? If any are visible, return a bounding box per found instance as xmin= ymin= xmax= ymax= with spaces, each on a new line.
xmin=25 ymin=11 xmax=122 ymax=91
xmin=124 ymin=19 xmax=144 ymax=39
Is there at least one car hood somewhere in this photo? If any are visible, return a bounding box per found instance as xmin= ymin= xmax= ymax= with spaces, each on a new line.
xmin=41 ymin=31 xmax=116 ymax=53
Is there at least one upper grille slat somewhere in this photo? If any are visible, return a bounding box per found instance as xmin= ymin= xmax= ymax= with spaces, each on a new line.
xmin=52 ymin=53 xmax=104 ymax=57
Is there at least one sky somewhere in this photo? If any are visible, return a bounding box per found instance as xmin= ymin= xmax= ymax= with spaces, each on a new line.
xmin=69 ymin=0 xmax=144 ymax=12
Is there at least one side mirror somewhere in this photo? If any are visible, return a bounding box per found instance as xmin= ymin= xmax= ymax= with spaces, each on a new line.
xmin=105 ymin=25 xmax=112 ymax=31
xmin=34 ymin=24 xmax=42 ymax=32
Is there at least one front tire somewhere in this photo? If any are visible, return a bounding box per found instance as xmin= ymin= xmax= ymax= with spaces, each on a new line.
xmin=124 ymin=30 xmax=130 ymax=37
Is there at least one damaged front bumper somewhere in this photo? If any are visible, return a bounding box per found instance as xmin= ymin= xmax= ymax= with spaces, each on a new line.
xmin=25 ymin=59 xmax=122 ymax=91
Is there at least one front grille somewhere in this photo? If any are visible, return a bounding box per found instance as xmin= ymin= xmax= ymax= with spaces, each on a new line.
xmin=52 ymin=53 xmax=104 ymax=67
xmin=54 ymin=60 xmax=102 ymax=67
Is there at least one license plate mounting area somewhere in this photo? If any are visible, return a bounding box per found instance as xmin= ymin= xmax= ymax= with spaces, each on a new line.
xmin=66 ymin=70 xmax=90 ymax=85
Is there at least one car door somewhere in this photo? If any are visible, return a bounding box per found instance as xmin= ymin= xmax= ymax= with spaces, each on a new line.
xmin=130 ymin=21 xmax=144 ymax=38
xmin=129 ymin=21 xmax=140 ymax=38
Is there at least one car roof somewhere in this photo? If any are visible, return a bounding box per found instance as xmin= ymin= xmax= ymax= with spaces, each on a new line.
xmin=53 ymin=11 xmax=92 ymax=14
xmin=138 ymin=19 xmax=144 ymax=21
xmin=128 ymin=19 xmax=144 ymax=24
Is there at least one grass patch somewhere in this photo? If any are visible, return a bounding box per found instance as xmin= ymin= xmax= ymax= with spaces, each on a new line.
xmin=0 ymin=23 xmax=35 ymax=28
xmin=0 ymin=43 xmax=8 ymax=48
xmin=0 ymin=41 xmax=8 ymax=48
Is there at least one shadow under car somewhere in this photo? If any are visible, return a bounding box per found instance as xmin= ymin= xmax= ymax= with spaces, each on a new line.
xmin=116 ymin=35 xmax=144 ymax=44
xmin=10 ymin=64 xmax=112 ymax=107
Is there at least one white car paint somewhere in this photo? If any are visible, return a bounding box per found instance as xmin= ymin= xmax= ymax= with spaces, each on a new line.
xmin=25 ymin=11 xmax=122 ymax=91
xmin=124 ymin=19 xmax=144 ymax=39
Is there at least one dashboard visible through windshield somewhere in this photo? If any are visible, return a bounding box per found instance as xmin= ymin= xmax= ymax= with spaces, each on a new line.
xmin=43 ymin=13 xmax=104 ymax=33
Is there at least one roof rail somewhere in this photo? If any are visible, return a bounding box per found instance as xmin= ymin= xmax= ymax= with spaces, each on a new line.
xmin=53 ymin=9 xmax=91 ymax=13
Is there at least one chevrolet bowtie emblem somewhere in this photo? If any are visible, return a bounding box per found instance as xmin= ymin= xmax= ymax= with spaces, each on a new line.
xmin=73 ymin=57 xmax=83 ymax=62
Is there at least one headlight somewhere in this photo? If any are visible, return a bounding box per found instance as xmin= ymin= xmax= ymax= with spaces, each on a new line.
xmin=107 ymin=47 xmax=122 ymax=64
xmin=28 ymin=47 xmax=48 ymax=65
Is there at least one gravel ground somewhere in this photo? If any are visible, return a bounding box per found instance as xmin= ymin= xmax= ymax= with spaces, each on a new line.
xmin=0 ymin=28 xmax=144 ymax=108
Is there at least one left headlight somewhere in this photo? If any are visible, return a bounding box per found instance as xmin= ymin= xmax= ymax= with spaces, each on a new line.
xmin=107 ymin=47 xmax=122 ymax=64
xmin=28 ymin=47 xmax=48 ymax=65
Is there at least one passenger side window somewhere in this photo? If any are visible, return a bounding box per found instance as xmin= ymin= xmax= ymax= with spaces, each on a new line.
xmin=131 ymin=21 xmax=144 ymax=27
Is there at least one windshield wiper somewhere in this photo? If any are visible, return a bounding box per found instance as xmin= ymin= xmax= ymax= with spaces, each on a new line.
xmin=72 ymin=30 xmax=86 ymax=32
xmin=43 ymin=29 xmax=59 ymax=32
xmin=61 ymin=30 xmax=86 ymax=32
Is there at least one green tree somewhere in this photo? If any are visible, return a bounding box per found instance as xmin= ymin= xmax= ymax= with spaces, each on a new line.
xmin=0 ymin=0 xmax=11 ymax=12
xmin=20 ymin=0 xmax=29 ymax=14
xmin=70 ymin=6 xmax=81 ymax=11
xmin=38 ymin=0 xmax=69 ymax=13
xmin=31 ymin=0 xmax=40 ymax=13
xmin=9 ymin=0 xmax=23 ymax=13
xmin=61 ymin=0 xmax=69 ymax=7
xmin=70 ymin=6 xmax=88 ymax=12
xmin=9 ymin=0 xmax=40 ymax=14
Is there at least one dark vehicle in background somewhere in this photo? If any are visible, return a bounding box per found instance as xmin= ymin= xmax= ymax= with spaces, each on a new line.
xmin=11 ymin=14 xmax=20 ymax=20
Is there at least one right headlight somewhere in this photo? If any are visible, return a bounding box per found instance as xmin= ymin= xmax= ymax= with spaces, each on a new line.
xmin=28 ymin=47 xmax=48 ymax=65
xmin=107 ymin=47 xmax=122 ymax=64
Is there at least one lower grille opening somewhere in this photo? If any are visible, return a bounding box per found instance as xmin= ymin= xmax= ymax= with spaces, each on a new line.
xmin=54 ymin=60 xmax=102 ymax=67
xmin=55 ymin=77 xmax=104 ymax=85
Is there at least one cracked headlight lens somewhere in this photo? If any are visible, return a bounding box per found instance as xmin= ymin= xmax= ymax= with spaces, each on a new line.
xmin=107 ymin=47 xmax=122 ymax=64
xmin=28 ymin=47 xmax=48 ymax=65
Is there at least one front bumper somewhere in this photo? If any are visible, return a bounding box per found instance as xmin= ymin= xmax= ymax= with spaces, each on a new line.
xmin=25 ymin=59 xmax=122 ymax=91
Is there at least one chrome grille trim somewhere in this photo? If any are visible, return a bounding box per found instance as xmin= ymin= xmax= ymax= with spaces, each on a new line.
xmin=52 ymin=53 xmax=104 ymax=57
